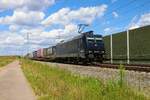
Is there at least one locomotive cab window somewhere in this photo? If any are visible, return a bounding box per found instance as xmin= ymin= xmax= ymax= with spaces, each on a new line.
xmin=87 ymin=38 xmax=95 ymax=43
xmin=95 ymin=38 xmax=102 ymax=44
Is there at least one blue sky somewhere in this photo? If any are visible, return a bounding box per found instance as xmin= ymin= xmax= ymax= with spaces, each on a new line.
xmin=0 ymin=0 xmax=150 ymax=55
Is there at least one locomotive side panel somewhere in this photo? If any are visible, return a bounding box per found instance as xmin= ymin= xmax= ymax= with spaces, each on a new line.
xmin=55 ymin=37 xmax=85 ymax=58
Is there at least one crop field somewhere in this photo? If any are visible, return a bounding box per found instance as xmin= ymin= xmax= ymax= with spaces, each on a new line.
xmin=21 ymin=59 xmax=148 ymax=100
xmin=103 ymin=25 xmax=150 ymax=61
xmin=0 ymin=56 xmax=15 ymax=68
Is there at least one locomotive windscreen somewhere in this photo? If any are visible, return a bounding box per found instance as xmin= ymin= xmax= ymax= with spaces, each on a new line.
xmin=87 ymin=37 xmax=102 ymax=44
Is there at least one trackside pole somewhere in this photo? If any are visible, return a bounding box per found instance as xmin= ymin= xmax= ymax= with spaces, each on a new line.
xmin=127 ymin=29 xmax=130 ymax=64
xmin=27 ymin=32 xmax=31 ymax=55
xmin=110 ymin=34 xmax=113 ymax=64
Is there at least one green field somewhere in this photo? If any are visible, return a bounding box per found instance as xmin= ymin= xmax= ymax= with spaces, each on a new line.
xmin=0 ymin=56 xmax=15 ymax=67
xmin=103 ymin=25 xmax=150 ymax=61
xmin=21 ymin=59 xmax=148 ymax=100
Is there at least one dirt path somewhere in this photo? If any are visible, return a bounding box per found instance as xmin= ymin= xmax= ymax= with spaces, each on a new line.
xmin=0 ymin=61 xmax=36 ymax=100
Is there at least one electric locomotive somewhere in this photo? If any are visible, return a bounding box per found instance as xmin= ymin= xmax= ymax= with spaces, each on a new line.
xmin=53 ymin=30 xmax=105 ymax=63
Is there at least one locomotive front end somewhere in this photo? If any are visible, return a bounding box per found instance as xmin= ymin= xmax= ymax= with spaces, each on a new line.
xmin=85 ymin=32 xmax=105 ymax=62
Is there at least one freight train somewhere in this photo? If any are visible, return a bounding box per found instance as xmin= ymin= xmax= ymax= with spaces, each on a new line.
xmin=26 ymin=31 xmax=105 ymax=64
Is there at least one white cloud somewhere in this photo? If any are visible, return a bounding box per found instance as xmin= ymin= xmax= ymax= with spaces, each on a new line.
xmin=104 ymin=28 xmax=111 ymax=32
xmin=17 ymin=23 xmax=78 ymax=47
xmin=5 ymin=35 xmax=24 ymax=45
xmin=103 ymin=27 xmax=122 ymax=36
xmin=0 ymin=0 xmax=55 ymax=11
xmin=42 ymin=5 xmax=107 ymax=26
xmin=0 ymin=30 xmax=43 ymax=55
xmin=112 ymin=11 xmax=118 ymax=18
xmin=42 ymin=8 xmax=70 ymax=26
xmin=0 ymin=23 xmax=77 ymax=52
xmin=0 ymin=0 xmax=24 ymax=10
xmin=138 ymin=13 xmax=150 ymax=26
xmin=9 ymin=25 xmax=20 ymax=32
xmin=0 ymin=31 xmax=25 ymax=45
xmin=111 ymin=0 xmax=118 ymax=3
xmin=0 ymin=10 xmax=45 ymax=26
xmin=128 ymin=13 xmax=150 ymax=29
xmin=129 ymin=24 xmax=139 ymax=30
xmin=21 ymin=23 xmax=77 ymax=42
xmin=41 ymin=23 xmax=77 ymax=39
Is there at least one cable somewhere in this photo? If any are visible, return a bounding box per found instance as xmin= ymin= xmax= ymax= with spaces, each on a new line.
xmin=103 ymin=0 xmax=138 ymax=18
xmin=101 ymin=0 xmax=150 ymax=35
xmin=103 ymin=0 xmax=150 ymax=22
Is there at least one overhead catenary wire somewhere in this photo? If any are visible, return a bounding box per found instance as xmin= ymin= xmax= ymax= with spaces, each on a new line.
xmin=103 ymin=0 xmax=138 ymax=18
xmin=102 ymin=0 xmax=150 ymax=35
xmin=102 ymin=0 xmax=150 ymax=24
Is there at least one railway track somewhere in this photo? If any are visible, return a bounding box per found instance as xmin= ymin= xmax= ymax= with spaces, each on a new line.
xmin=57 ymin=61 xmax=150 ymax=72
xmin=94 ymin=63 xmax=150 ymax=72
xmin=33 ymin=58 xmax=150 ymax=72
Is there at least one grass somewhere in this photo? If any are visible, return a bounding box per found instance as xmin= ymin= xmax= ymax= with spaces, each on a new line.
xmin=0 ymin=56 xmax=16 ymax=67
xmin=21 ymin=59 xmax=148 ymax=100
